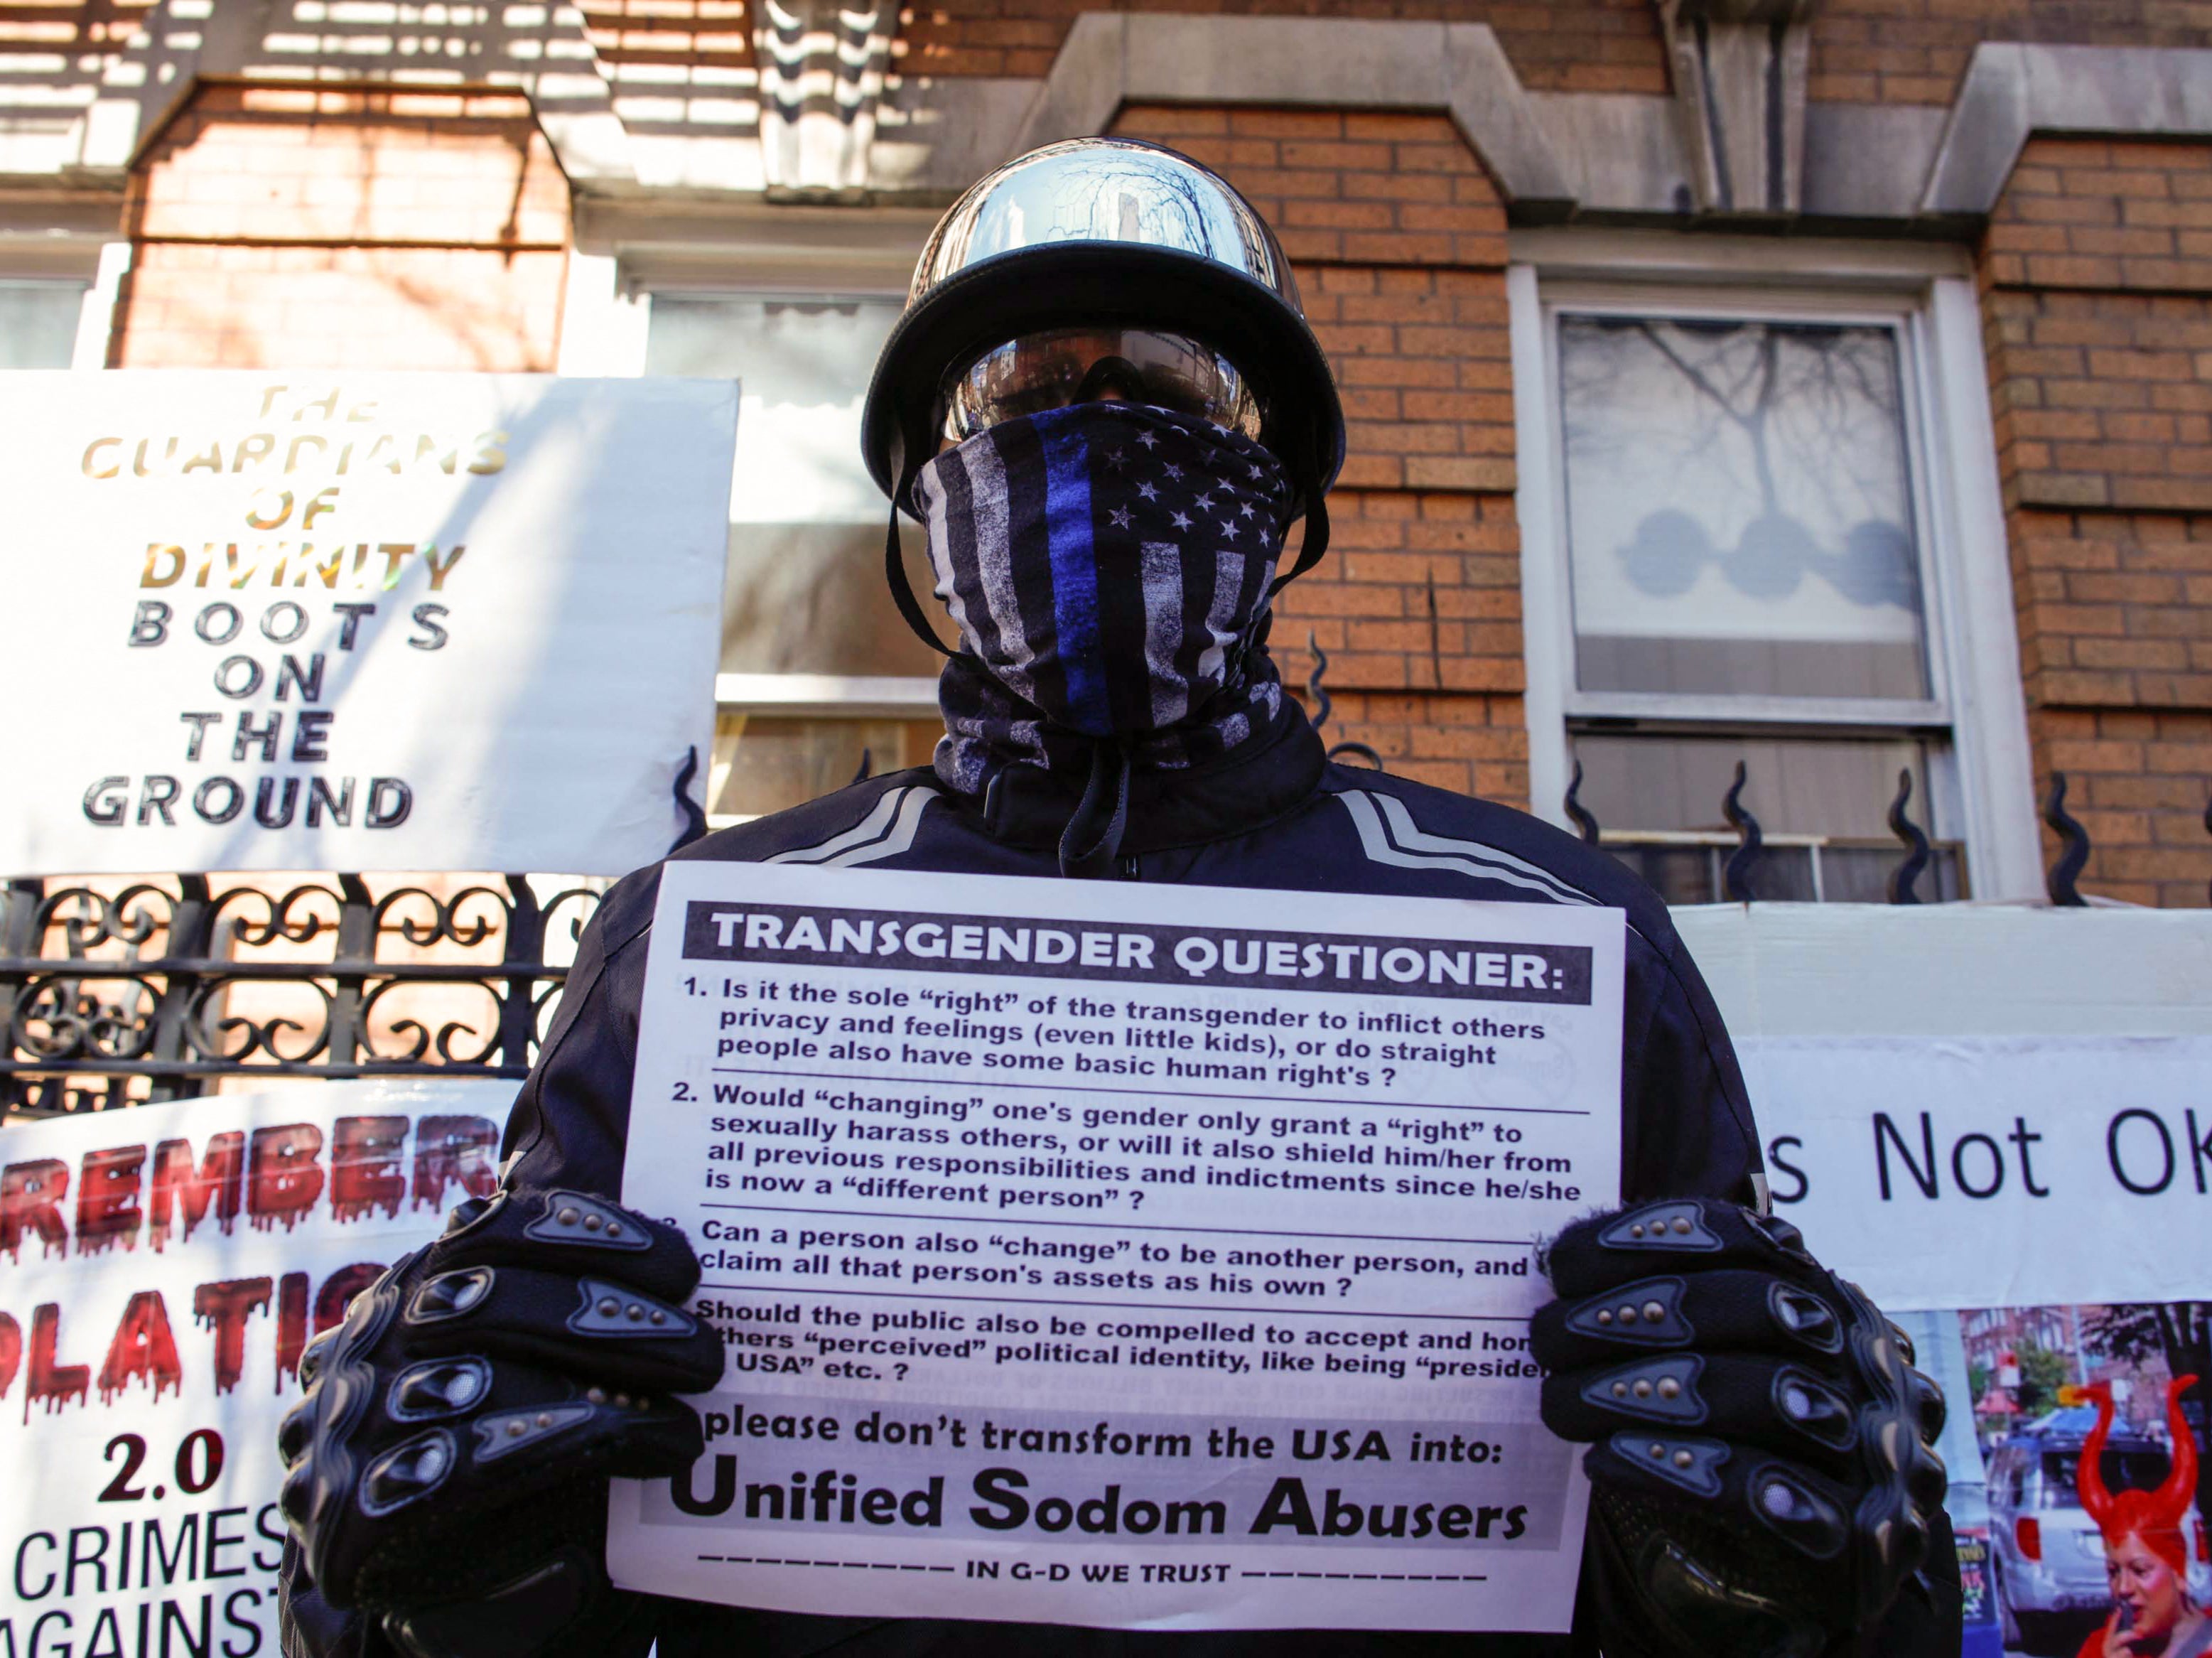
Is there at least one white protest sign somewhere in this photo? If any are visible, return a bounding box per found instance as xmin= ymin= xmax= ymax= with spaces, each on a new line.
xmin=0 ymin=1079 xmax=508 ymax=1654
xmin=1742 ymin=1036 xmax=2212 ymax=1311
xmin=609 ymin=864 xmax=1624 ymax=1633
xmin=0 ymin=371 xmax=735 ymax=878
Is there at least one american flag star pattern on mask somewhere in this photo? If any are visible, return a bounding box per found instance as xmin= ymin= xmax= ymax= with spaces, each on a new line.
xmin=915 ymin=402 xmax=1300 ymax=797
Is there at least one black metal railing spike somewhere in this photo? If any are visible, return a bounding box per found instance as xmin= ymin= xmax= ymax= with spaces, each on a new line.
xmin=852 ymin=748 xmax=873 ymax=785
xmin=2043 ymin=772 xmax=2090 ymax=908
xmin=1886 ymin=768 xmax=1931 ymax=905
xmin=1563 ymin=759 xmax=1602 ymax=846
xmin=669 ymin=745 xmax=709 ymax=852
xmin=1302 ymin=631 xmax=1387 ymax=773
xmin=1304 ymin=630 xmax=1334 ymax=733
xmin=1722 ymin=760 xmax=1762 ymax=903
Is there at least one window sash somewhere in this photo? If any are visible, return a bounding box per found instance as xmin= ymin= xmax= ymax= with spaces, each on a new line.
xmin=1542 ymin=286 xmax=1955 ymax=729
xmin=635 ymin=286 xmax=946 ymax=681
xmin=0 ymin=276 xmax=91 ymax=370
xmin=1593 ymin=834 xmax=1968 ymax=905
xmin=1560 ymin=690 xmax=1949 ymax=726
xmin=1529 ymin=284 xmax=1965 ymax=867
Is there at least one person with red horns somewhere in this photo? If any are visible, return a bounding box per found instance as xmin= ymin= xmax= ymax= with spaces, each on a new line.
xmin=2076 ymin=1374 xmax=2210 ymax=1658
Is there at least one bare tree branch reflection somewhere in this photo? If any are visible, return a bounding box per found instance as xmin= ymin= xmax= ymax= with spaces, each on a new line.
xmin=1559 ymin=315 xmax=1920 ymax=613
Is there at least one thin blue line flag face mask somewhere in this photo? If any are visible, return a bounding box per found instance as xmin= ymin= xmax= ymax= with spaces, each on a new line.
xmin=913 ymin=401 xmax=1295 ymax=795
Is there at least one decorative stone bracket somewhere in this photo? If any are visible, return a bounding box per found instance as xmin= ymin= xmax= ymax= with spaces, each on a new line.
xmin=755 ymin=0 xmax=899 ymax=197
xmin=1655 ymin=0 xmax=1817 ymax=215
xmin=1921 ymin=43 xmax=2212 ymax=215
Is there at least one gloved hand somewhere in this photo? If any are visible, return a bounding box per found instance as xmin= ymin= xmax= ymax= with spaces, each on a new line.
xmin=1531 ymin=1197 xmax=1948 ymax=1658
xmin=276 ymin=1187 xmax=724 ymax=1658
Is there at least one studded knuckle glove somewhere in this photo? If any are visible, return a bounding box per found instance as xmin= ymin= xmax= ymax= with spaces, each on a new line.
xmin=1530 ymin=1197 xmax=1948 ymax=1658
xmin=275 ymin=1187 xmax=725 ymax=1649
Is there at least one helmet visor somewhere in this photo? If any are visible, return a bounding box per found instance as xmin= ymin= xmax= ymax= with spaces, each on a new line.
xmin=944 ymin=328 xmax=1262 ymax=446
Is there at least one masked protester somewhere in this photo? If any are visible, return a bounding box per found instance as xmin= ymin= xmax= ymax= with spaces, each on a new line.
xmin=276 ymin=138 xmax=1958 ymax=1658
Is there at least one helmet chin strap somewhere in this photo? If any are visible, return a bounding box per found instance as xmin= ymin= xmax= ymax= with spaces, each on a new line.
xmin=884 ymin=428 xmax=961 ymax=660
xmin=885 ymin=496 xmax=960 ymax=659
xmin=1227 ymin=435 xmax=1327 ymax=686
xmin=1268 ymin=426 xmax=1331 ymax=594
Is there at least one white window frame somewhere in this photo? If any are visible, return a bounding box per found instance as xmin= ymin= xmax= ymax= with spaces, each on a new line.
xmin=555 ymin=210 xmax=940 ymax=720
xmin=1507 ymin=230 xmax=2042 ymax=902
xmin=555 ymin=208 xmax=946 ymax=824
xmin=0 ymin=237 xmax=128 ymax=370
xmin=554 ymin=198 xmax=940 ymax=374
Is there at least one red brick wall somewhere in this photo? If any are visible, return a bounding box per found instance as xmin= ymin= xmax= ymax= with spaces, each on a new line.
xmin=897 ymin=0 xmax=2206 ymax=104
xmin=1811 ymin=1 xmax=2212 ymax=106
xmin=2032 ymin=709 xmax=2212 ymax=907
xmin=905 ymin=1 xmax=1667 ymax=91
xmin=1981 ymin=136 xmax=2212 ymax=906
xmin=11 ymin=0 xmax=2202 ymax=119
xmin=1294 ymin=689 xmax=1530 ymax=802
xmin=581 ymin=0 xmax=750 ymax=77
xmin=1982 ymin=139 xmax=2212 ymax=515
xmin=1111 ymin=105 xmax=1526 ymax=804
xmin=115 ymin=85 xmax=571 ymax=372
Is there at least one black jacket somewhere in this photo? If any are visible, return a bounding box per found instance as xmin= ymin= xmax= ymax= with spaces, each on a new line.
xmin=292 ymin=712 xmax=1955 ymax=1656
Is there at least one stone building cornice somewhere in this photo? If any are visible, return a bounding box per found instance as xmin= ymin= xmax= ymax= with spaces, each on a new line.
xmin=1011 ymin=15 xmax=1574 ymax=216
xmin=1920 ymin=43 xmax=2212 ymax=217
xmin=6 ymin=16 xmax=2212 ymax=237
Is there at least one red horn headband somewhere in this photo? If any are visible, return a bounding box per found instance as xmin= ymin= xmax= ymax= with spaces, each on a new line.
xmin=2077 ymin=1375 xmax=2201 ymax=1576
xmin=2078 ymin=1380 xmax=2119 ymax=1534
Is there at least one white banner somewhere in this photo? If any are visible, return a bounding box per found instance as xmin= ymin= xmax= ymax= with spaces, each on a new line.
xmin=0 ymin=372 xmax=735 ymax=878
xmin=608 ymin=865 xmax=1626 ymax=1633
xmin=1743 ymin=1037 xmax=2212 ymax=1310
xmin=0 ymin=1080 xmax=506 ymax=1655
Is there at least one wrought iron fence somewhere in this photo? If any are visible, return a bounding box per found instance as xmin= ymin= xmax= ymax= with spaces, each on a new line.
xmin=5 ymin=675 xmax=2204 ymax=1119
xmin=1299 ymin=635 xmax=2210 ymax=909
xmin=1301 ymin=637 xmax=1963 ymax=905
xmin=0 ymin=873 xmax=605 ymax=1119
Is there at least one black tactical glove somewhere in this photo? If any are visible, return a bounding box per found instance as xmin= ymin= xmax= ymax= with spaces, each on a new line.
xmin=276 ymin=1187 xmax=724 ymax=1658
xmin=1531 ymin=1198 xmax=1949 ymax=1658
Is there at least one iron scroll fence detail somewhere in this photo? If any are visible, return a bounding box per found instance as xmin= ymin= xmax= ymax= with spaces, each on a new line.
xmin=0 ymin=873 xmax=605 ymax=1119
xmin=1561 ymin=760 xmax=1960 ymax=906
xmin=1563 ymin=760 xmax=1602 ymax=848
xmin=4 ymin=775 xmax=2196 ymax=1115
xmin=1720 ymin=761 xmax=1764 ymax=903
xmin=1304 ymin=633 xmax=1384 ymax=771
xmin=2041 ymin=773 xmax=2091 ymax=909
xmin=1885 ymin=769 xmax=1931 ymax=906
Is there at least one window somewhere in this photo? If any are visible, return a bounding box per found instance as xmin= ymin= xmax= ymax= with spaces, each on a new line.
xmin=639 ymin=289 xmax=942 ymax=821
xmin=2041 ymin=1448 xmax=2174 ymax=1513
xmin=0 ymin=277 xmax=89 ymax=367
xmin=1511 ymin=246 xmax=2039 ymax=904
xmin=645 ymin=294 xmax=937 ymax=682
xmin=1988 ymin=1448 xmax=2024 ymax=1511
xmin=707 ymin=712 xmax=942 ymax=820
xmin=1560 ymin=316 xmax=1931 ymax=704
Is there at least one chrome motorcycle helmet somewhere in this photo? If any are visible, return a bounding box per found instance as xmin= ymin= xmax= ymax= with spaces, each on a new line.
xmin=860 ymin=136 xmax=1346 ymax=523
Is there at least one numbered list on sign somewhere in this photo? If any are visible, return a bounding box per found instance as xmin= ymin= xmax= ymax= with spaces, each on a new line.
xmin=610 ymin=863 xmax=1624 ymax=1633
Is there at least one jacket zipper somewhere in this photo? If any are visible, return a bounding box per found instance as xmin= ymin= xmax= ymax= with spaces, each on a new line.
xmin=1119 ymin=853 xmax=1141 ymax=880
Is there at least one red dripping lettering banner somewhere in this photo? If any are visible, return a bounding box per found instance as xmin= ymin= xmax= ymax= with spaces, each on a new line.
xmin=0 ymin=1079 xmax=507 ymax=1651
